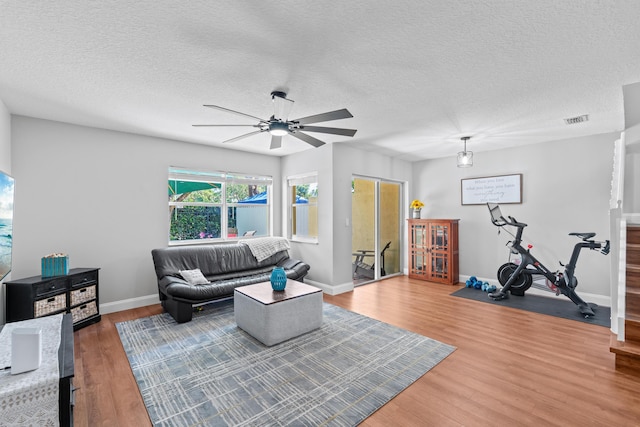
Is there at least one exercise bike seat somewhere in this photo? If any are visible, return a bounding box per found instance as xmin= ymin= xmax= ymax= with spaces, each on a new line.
xmin=569 ymin=232 xmax=596 ymax=240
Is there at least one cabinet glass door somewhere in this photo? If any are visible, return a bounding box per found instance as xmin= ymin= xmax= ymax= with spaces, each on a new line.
xmin=410 ymin=223 xmax=427 ymax=276
xmin=429 ymin=223 xmax=449 ymax=281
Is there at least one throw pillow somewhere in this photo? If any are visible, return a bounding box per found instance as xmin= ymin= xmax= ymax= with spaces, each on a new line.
xmin=179 ymin=268 xmax=209 ymax=285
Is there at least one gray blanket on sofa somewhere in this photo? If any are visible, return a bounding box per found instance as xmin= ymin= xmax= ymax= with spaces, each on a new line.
xmin=239 ymin=237 xmax=290 ymax=262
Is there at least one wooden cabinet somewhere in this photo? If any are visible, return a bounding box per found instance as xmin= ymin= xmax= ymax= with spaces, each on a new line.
xmin=5 ymin=268 xmax=101 ymax=330
xmin=408 ymin=219 xmax=459 ymax=284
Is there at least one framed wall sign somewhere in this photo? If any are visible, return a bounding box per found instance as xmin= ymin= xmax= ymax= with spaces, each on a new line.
xmin=461 ymin=174 xmax=522 ymax=205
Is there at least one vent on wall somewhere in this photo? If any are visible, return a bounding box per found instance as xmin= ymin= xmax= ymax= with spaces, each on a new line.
xmin=564 ymin=114 xmax=589 ymax=125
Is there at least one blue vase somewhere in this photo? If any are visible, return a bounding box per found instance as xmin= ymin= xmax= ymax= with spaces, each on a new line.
xmin=270 ymin=267 xmax=287 ymax=291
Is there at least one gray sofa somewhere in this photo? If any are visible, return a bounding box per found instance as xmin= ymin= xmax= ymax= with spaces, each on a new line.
xmin=151 ymin=242 xmax=311 ymax=323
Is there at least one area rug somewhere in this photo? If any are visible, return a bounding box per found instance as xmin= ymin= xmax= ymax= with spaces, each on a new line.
xmin=116 ymin=300 xmax=455 ymax=426
xmin=451 ymin=287 xmax=610 ymax=327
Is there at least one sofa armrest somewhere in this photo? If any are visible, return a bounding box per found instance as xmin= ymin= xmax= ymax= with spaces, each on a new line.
xmin=159 ymin=275 xmax=188 ymax=286
xmin=158 ymin=275 xmax=190 ymax=294
xmin=278 ymin=258 xmax=310 ymax=280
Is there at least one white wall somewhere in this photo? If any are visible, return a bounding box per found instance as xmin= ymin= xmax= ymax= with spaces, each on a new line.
xmin=281 ymin=144 xmax=334 ymax=287
xmin=7 ymin=113 xmax=619 ymax=311
xmin=414 ymin=132 xmax=616 ymax=299
xmin=0 ymin=99 xmax=11 ymax=324
xmin=11 ymin=116 xmax=282 ymax=311
xmin=0 ymin=100 xmax=9 ymax=173
xmin=623 ymin=82 xmax=640 ymax=213
xmin=282 ymin=143 xmax=412 ymax=294
xmin=332 ymin=145 xmax=412 ymax=288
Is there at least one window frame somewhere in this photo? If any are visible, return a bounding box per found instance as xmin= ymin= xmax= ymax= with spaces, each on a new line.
xmin=168 ymin=167 xmax=272 ymax=245
xmin=287 ymin=172 xmax=318 ymax=244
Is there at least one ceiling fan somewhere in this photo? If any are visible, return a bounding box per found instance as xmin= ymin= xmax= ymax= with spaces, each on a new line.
xmin=193 ymin=91 xmax=357 ymax=149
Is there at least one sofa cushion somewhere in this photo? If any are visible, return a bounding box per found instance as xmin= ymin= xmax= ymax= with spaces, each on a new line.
xmin=151 ymin=243 xmax=289 ymax=279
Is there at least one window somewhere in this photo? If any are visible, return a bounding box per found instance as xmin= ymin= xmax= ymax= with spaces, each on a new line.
xmin=288 ymin=173 xmax=318 ymax=243
xmin=168 ymin=168 xmax=272 ymax=243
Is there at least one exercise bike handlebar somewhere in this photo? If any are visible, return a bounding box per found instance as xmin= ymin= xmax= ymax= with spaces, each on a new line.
xmin=488 ymin=203 xmax=528 ymax=228
xmin=488 ymin=203 xmax=611 ymax=256
xmin=490 ymin=213 xmax=527 ymax=229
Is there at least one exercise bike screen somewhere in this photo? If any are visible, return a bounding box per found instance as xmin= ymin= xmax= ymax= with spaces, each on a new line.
xmin=487 ymin=203 xmax=504 ymax=224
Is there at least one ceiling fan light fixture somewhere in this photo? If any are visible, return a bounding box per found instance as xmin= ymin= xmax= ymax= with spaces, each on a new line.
xmin=271 ymin=91 xmax=294 ymax=120
xmin=269 ymin=121 xmax=289 ymax=136
xmin=457 ymin=136 xmax=473 ymax=168
xmin=196 ymin=91 xmax=356 ymax=149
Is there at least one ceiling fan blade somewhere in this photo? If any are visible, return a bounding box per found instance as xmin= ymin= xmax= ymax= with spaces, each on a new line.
xmin=192 ymin=124 xmax=260 ymax=127
xmin=270 ymin=135 xmax=283 ymax=149
xmin=221 ymin=130 xmax=264 ymax=144
xmin=203 ymin=104 xmax=266 ymax=122
xmin=298 ymin=125 xmax=357 ymax=137
xmin=293 ymin=108 xmax=353 ymax=125
xmin=290 ymin=131 xmax=325 ymax=148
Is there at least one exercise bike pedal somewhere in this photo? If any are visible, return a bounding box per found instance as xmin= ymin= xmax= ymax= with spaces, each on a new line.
xmin=488 ymin=290 xmax=508 ymax=300
xmin=579 ymin=304 xmax=596 ymax=318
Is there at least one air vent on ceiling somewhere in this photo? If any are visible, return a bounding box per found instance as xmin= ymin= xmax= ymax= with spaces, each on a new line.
xmin=564 ymin=114 xmax=589 ymax=125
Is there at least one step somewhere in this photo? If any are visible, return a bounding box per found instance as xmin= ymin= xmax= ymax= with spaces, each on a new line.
xmin=626 ymin=319 xmax=640 ymax=342
xmin=626 ymin=290 xmax=640 ymax=319
xmin=610 ymin=335 xmax=640 ymax=375
xmin=629 ymin=226 xmax=640 ymax=245
xmin=628 ymin=243 xmax=640 ymax=263
xmin=628 ymin=266 xmax=640 ymax=291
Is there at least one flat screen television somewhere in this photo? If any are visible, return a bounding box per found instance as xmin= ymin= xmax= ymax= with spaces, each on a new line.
xmin=0 ymin=169 xmax=14 ymax=281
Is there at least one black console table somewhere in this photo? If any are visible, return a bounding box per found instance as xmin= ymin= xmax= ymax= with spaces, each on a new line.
xmin=59 ymin=313 xmax=75 ymax=426
xmin=5 ymin=268 xmax=101 ymax=330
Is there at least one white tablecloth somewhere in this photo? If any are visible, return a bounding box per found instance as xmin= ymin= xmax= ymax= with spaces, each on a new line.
xmin=0 ymin=314 xmax=63 ymax=427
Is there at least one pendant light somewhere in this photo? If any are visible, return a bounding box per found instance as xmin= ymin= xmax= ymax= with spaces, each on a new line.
xmin=457 ymin=136 xmax=473 ymax=167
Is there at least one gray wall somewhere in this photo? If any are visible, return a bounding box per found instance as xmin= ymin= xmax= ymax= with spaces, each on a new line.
xmin=5 ymin=113 xmax=620 ymax=314
xmin=0 ymin=99 xmax=11 ymax=323
xmin=281 ymin=143 xmax=412 ymax=293
xmin=625 ymin=131 xmax=640 ymax=213
xmin=413 ymin=132 xmax=616 ymax=297
xmin=332 ymin=145 xmax=412 ymax=287
xmin=623 ymin=82 xmax=640 ymax=213
xmin=280 ymin=143 xmax=333 ymax=286
xmin=11 ymin=116 xmax=282 ymax=311
xmin=0 ymin=100 xmax=9 ymax=173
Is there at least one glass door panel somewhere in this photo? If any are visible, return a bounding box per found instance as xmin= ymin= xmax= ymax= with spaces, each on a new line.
xmin=379 ymin=182 xmax=401 ymax=276
xmin=352 ymin=177 xmax=403 ymax=285
xmin=428 ymin=223 xmax=450 ymax=281
xmin=352 ymin=178 xmax=376 ymax=283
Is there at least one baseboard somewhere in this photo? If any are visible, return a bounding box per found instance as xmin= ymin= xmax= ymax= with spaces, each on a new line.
xmin=459 ymin=274 xmax=611 ymax=308
xmin=100 ymin=294 xmax=160 ymax=314
xmin=99 ymin=279 xmax=357 ymax=315
xmin=305 ymin=279 xmax=354 ymax=296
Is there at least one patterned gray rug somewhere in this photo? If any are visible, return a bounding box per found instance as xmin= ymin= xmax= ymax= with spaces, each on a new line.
xmin=116 ymin=300 xmax=455 ymax=426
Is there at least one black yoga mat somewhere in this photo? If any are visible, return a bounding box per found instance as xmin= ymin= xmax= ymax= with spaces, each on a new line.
xmin=451 ymin=286 xmax=610 ymax=327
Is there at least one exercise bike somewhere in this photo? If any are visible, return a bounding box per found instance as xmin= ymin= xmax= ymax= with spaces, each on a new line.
xmin=487 ymin=203 xmax=610 ymax=318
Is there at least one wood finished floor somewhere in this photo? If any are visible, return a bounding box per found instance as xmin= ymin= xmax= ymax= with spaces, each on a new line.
xmin=73 ymin=276 xmax=640 ymax=426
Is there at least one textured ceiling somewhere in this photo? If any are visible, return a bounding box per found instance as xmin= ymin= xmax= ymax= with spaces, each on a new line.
xmin=1 ymin=1 xmax=640 ymax=161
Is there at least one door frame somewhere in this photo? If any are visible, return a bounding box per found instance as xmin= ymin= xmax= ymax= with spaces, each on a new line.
xmin=351 ymin=175 xmax=404 ymax=285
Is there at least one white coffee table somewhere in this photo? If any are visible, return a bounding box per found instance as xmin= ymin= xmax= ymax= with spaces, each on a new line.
xmin=234 ymin=280 xmax=323 ymax=346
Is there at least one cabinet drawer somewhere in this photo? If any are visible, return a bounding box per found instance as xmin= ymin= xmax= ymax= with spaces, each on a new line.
xmin=71 ymin=301 xmax=98 ymax=324
xmin=70 ymin=285 xmax=96 ymax=306
xmin=70 ymin=271 xmax=98 ymax=287
xmin=34 ymin=293 xmax=67 ymax=317
xmin=35 ymin=278 xmax=68 ymax=297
